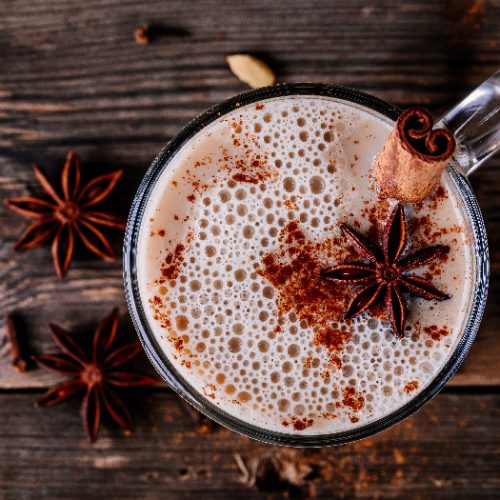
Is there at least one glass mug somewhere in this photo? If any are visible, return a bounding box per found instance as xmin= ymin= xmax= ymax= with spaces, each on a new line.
xmin=124 ymin=71 xmax=499 ymax=446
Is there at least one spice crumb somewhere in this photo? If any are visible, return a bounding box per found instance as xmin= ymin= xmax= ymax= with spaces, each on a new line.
xmin=342 ymin=386 xmax=365 ymax=412
xmin=403 ymin=380 xmax=419 ymax=394
xmin=134 ymin=24 xmax=150 ymax=45
xmin=281 ymin=416 xmax=314 ymax=431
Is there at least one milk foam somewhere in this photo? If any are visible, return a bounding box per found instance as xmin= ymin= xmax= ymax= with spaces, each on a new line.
xmin=137 ymin=96 xmax=473 ymax=434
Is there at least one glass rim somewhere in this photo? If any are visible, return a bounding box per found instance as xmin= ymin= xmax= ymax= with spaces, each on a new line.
xmin=123 ymin=83 xmax=489 ymax=447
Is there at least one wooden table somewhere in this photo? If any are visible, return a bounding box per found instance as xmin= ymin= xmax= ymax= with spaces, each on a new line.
xmin=1 ymin=0 xmax=499 ymax=497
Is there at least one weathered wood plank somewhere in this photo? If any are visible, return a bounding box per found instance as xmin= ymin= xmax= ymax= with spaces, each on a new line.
xmin=1 ymin=0 xmax=498 ymax=162
xmin=0 ymin=390 xmax=498 ymax=499
xmin=0 ymin=0 xmax=499 ymax=390
xmin=0 ymin=1 xmax=499 ymax=498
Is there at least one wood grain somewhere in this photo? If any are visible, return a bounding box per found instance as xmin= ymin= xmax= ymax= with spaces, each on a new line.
xmin=1 ymin=0 xmax=499 ymax=388
xmin=0 ymin=1 xmax=499 ymax=497
xmin=0 ymin=390 xmax=499 ymax=499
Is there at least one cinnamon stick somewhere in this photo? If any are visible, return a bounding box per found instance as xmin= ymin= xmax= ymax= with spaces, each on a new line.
xmin=6 ymin=314 xmax=29 ymax=373
xmin=374 ymin=107 xmax=455 ymax=203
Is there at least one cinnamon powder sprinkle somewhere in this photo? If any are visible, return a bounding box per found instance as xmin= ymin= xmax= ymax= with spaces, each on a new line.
xmin=160 ymin=243 xmax=185 ymax=281
xmin=231 ymin=157 xmax=274 ymax=185
xmin=232 ymin=173 xmax=261 ymax=184
xmin=203 ymin=384 xmax=216 ymax=399
xmin=258 ymin=221 xmax=355 ymax=359
xmin=409 ymin=214 xmax=460 ymax=250
xmin=423 ymin=325 xmax=450 ymax=341
xmin=172 ymin=337 xmax=184 ymax=352
xmin=303 ymin=356 xmax=313 ymax=369
xmin=342 ymin=386 xmax=365 ymax=412
xmin=226 ymin=119 xmax=277 ymax=184
xmin=284 ymin=199 xmax=298 ymax=210
xmin=329 ymin=354 xmax=342 ymax=370
xmin=281 ymin=417 xmax=314 ymax=431
xmin=403 ymin=380 xmax=420 ymax=394
xmin=313 ymin=328 xmax=352 ymax=357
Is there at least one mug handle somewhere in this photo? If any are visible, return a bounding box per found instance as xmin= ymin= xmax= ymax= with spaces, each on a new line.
xmin=437 ymin=69 xmax=500 ymax=177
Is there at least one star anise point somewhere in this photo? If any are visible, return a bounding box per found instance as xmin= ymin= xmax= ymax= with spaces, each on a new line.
xmin=5 ymin=152 xmax=125 ymax=278
xmin=323 ymin=204 xmax=450 ymax=338
xmin=33 ymin=309 xmax=156 ymax=442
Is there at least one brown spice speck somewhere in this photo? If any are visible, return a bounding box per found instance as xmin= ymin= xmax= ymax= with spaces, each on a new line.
xmin=403 ymin=380 xmax=420 ymax=394
xmin=160 ymin=243 xmax=185 ymax=281
xmin=172 ymin=337 xmax=184 ymax=352
xmin=329 ymin=354 xmax=342 ymax=370
xmin=258 ymin=221 xmax=355 ymax=360
xmin=322 ymin=412 xmax=337 ymax=420
xmin=203 ymin=384 xmax=216 ymax=399
xmin=281 ymin=417 xmax=314 ymax=431
xmin=423 ymin=325 xmax=450 ymax=341
xmin=134 ymin=24 xmax=150 ymax=45
xmin=232 ymin=173 xmax=260 ymax=184
xmin=342 ymin=386 xmax=365 ymax=412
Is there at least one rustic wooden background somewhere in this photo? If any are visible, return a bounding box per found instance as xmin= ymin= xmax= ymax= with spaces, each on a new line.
xmin=1 ymin=0 xmax=499 ymax=498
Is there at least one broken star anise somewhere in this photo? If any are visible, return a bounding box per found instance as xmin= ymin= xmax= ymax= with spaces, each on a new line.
xmin=321 ymin=204 xmax=450 ymax=338
xmin=4 ymin=151 xmax=125 ymax=279
xmin=33 ymin=308 xmax=156 ymax=442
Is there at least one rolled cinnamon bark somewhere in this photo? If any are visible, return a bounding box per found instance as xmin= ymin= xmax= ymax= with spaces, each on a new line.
xmin=374 ymin=107 xmax=455 ymax=203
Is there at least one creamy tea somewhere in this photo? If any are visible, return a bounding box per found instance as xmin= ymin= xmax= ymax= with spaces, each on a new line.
xmin=137 ymin=96 xmax=473 ymax=434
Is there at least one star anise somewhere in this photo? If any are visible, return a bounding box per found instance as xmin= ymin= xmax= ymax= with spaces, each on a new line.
xmin=321 ymin=204 xmax=450 ymax=338
xmin=4 ymin=151 xmax=125 ymax=279
xmin=33 ymin=308 xmax=157 ymax=442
